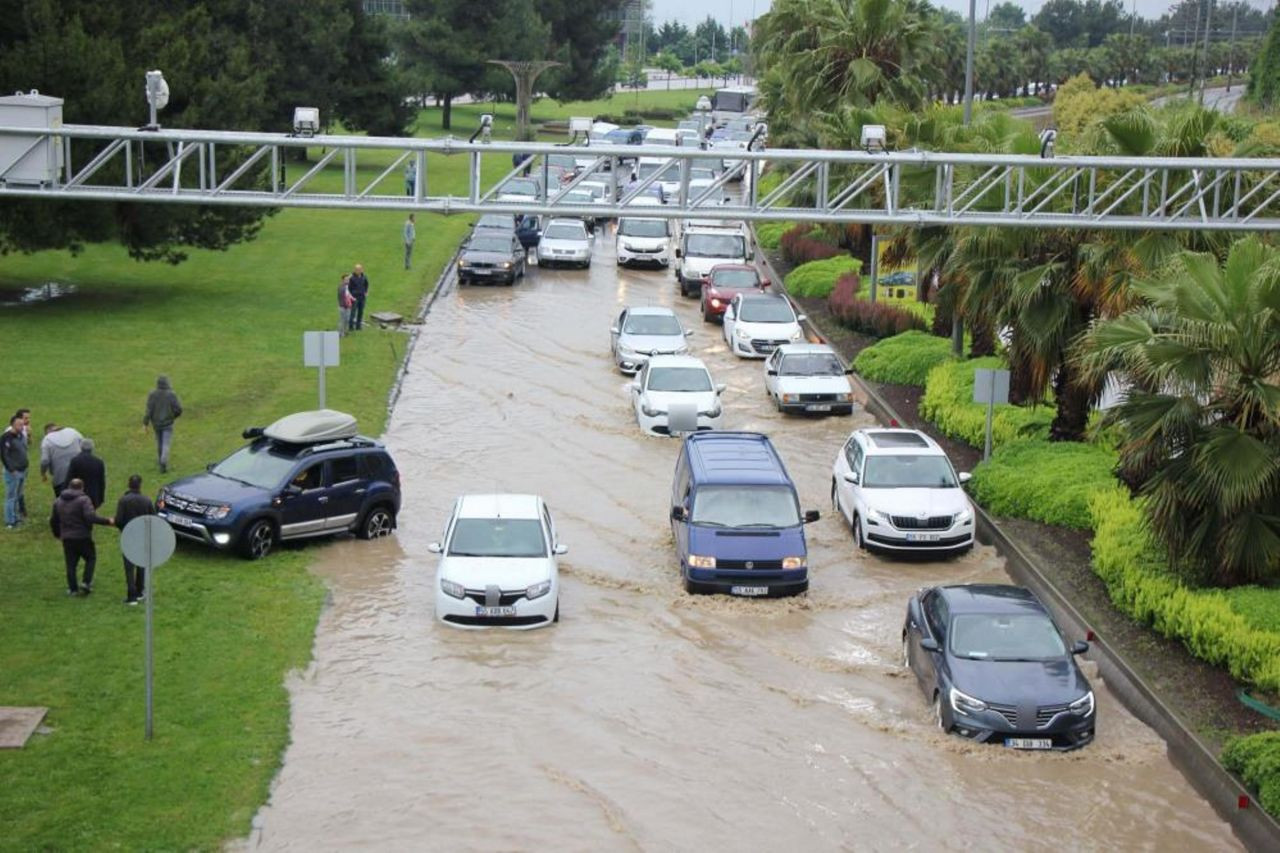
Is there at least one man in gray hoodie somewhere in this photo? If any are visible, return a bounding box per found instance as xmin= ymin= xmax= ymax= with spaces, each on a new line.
xmin=143 ymin=375 xmax=183 ymax=473
xmin=40 ymin=423 xmax=83 ymax=497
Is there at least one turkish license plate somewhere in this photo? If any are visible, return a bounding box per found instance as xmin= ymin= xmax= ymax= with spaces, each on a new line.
xmin=1005 ymin=738 xmax=1053 ymax=750
xmin=805 ymin=404 xmax=832 ymax=412
xmin=474 ymin=606 xmax=517 ymax=617
xmin=906 ymin=532 xmax=940 ymax=542
xmin=162 ymin=513 xmax=196 ymax=529
xmin=730 ymin=585 xmax=769 ymax=596
xmin=471 ymin=268 xmax=492 ymax=275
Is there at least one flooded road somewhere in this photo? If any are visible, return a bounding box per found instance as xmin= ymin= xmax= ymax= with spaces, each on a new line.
xmin=248 ymin=229 xmax=1238 ymax=850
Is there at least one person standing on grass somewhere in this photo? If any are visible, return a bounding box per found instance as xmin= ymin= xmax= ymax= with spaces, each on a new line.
xmin=51 ymin=477 xmax=113 ymax=596
xmin=348 ymin=263 xmax=370 ymax=331
xmin=67 ymin=438 xmax=106 ymax=509
xmin=114 ymin=474 xmax=155 ymax=605
xmin=2 ymin=414 xmax=28 ymax=530
xmin=14 ymin=408 xmax=31 ymax=518
xmin=40 ymin=422 xmax=83 ymax=497
xmin=338 ymin=274 xmax=354 ymax=337
xmin=143 ymin=375 xmax=183 ymax=474
xmin=403 ymin=214 xmax=416 ymax=271
xmin=404 ymin=160 xmax=416 ymax=196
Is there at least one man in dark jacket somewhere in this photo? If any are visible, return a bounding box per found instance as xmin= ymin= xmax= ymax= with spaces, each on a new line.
xmin=67 ymin=438 xmax=106 ymax=508
xmin=143 ymin=375 xmax=183 ymax=473
xmin=347 ymin=263 xmax=369 ymax=331
xmin=2 ymin=414 xmax=28 ymax=529
xmin=51 ymin=477 xmax=114 ymax=595
xmin=114 ymin=474 xmax=156 ymax=604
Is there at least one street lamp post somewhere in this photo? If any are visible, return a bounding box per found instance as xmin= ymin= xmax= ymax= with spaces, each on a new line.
xmin=963 ymin=0 xmax=977 ymax=125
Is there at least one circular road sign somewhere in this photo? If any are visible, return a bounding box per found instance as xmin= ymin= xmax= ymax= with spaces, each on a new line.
xmin=120 ymin=516 xmax=177 ymax=569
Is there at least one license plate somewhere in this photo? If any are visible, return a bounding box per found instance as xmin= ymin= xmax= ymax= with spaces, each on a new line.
xmin=730 ymin=585 xmax=769 ymax=596
xmin=474 ymin=606 xmax=517 ymax=617
xmin=471 ymin=268 xmax=492 ymax=275
xmin=906 ymin=533 xmax=940 ymax=542
xmin=162 ymin=513 xmax=196 ymax=529
xmin=1005 ymin=738 xmax=1053 ymax=750
xmin=805 ymin=404 xmax=832 ymax=412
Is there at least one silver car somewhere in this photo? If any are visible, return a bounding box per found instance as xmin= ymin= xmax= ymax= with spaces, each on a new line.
xmin=610 ymin=306 xmax=693 ymax=374
xmin=536 ymin=218 xmax=593 ymax=269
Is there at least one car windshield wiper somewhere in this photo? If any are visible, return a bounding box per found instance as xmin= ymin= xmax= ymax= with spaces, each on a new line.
xmin=213 ymin=472 xmax=257 ymax=488
xmin=691 ymin=519 xmax=730 ymax=528
xmin=447 ymin=550 xmax=488 ymax=557
xmin=728 ymin=522 xmax=784 ymax=529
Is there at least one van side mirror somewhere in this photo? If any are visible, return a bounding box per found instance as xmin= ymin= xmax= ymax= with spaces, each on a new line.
xmin=803 ymin=509 xmax=820 ymax=523
xmin=671 ymin=506 xmax=687 ymax=522
xmin=766 ymin=369 xmax=777 ymax=376
xmin=920 ymin=638 xmax=940 ymax=653
xmin=1072 ymin=640 xmax=1090 ymax=655
xmin=427 ymin=542 xmax=443 ymax=554
xmin=553 ymin=543 xmax=569 ymax=556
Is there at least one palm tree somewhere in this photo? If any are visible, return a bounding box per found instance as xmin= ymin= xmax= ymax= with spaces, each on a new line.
xmin=1078 ymin=237 xmax=1280 ymax=587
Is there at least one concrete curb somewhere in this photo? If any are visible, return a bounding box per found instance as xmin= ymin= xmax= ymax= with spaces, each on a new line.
xmin=385 ymin=246 xmax=461 ymax=417
xmin=752 ymin=229 xmax=1280 ymax=852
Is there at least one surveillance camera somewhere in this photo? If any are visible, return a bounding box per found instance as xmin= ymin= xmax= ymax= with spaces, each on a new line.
xmin=480 ymin=114 xmax=493 ymax=128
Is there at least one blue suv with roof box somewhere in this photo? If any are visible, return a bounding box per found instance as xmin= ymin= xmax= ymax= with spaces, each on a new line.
xmin=669 ymin=431 xmax=819 ymax=597
xmin=156 ymin=411 xmax=400 ymax=560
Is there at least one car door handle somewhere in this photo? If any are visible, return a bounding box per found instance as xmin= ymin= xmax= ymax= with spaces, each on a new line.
xmin=355 ymin=488 xmax=366 ymax=495
xmin=318 ymin=496 xmax=329 ymax=503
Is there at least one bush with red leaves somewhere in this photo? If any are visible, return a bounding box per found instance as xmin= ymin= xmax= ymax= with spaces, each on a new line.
xmin=829 ymin=295 xmax=928 ymax=338
xmin=779 ymin=224 xmax=842 ymax=266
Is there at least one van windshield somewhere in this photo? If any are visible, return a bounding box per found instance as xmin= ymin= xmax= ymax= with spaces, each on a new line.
xmin=685 ymin=234 xmax=745 ymax=258
xmin=618 ymin=219 xmax=668 ymax=238
xmin=691 ymin=485 xmax=800 ymax=528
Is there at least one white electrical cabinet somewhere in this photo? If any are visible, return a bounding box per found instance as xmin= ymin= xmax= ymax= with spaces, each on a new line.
xmin=0 ymin=90 xmax=63 ymax=186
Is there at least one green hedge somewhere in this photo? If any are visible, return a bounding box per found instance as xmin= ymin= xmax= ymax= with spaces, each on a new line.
xmin=1225 ymin=586 xmax=1280 ymax=634
xmin=784 ymin=255 xmax=861 ymax=298
xmin=969 ymin=440 xmax=1119 ymax=529
xmin=1088 ymin=488 xmax=1280 ymax=692
xmin=1223 ymin=733 xmax=1280 ymax=819
xmin=853 ymin=330 xmax=954 ymax=385
xmin=755 ymin=221 xmax=791 ymax=250
xmin=919 ymin=357 xmax=1052 ymax=448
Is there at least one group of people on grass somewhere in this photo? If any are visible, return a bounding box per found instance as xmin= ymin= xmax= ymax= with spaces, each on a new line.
xmin=336 ymin=263 xmax=372 ymax=337
xmin=1 ymin=375 xmax=183 ymax=604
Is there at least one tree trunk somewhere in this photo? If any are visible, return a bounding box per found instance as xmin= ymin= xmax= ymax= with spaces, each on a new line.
xmin=1048 ymin=358 xmax=1091 ymax=442
xmin=1008 ymin=346 xmax=1036 ymax=406
xmin=442 ymin=94 xmax=453 ymax=130
xmin=970 ymin=321 xmax=996 ymax=357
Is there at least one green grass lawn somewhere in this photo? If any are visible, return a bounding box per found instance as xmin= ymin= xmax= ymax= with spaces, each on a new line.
xmin=0 ymin=85 xmax=704 ymax=850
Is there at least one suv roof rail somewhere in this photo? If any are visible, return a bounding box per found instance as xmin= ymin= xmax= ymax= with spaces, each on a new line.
xmin=296 ymin=436 xmax=380 ymax=457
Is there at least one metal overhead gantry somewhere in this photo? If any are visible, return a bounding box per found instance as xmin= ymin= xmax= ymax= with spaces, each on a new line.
xmin=1 ymin=122 xmax=1280 ymax=232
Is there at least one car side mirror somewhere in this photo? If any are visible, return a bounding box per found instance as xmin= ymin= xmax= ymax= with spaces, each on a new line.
xmin=760 ymin=279 xmax=771 ymax=288
xmin=920 ymin=638 xmax=940 ymax=653
xmin=674 ymin=248 xmax=682 ymax=258
xmin=684 ymin=329 xmax=694 ymax=337
xmin=766 ymin=369 xmax=777 ymax=376
xmin=843 ymin=472 xmax=860 ymax=485
xmin=803 ymin=509 xmax=820 ymax=523
xmin=282 ymin=485 xmax=302 ymax=498
xmin=553 ymin=543 xmax=569 ymax=556
xmin=715 ymin=383 xmax=727 ymax=394
xmin=610 ymin=326 xmax=620 ymax=334
xmin=845 ymin=366 xmax=855 ymax=375
xmin=427 ymin=542 xmax=443 ymax=554
xmin=958 ymin=472 xmax=972 ymax=484
xmin=1072 ymin=640 xmax=1089 ymax=655
xmin=671 ymin=506 xmax=687 ymax=522
xmin=796 ymin=313 xmax=808 ymax=322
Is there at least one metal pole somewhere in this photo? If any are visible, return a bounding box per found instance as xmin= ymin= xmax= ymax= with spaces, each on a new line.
xmin=1188 ymin=0 xmax=1202 ymax=95
xmin=868 ymin=234 xmax=880 ymax=303
xmin=1199 ymin=0 xmax=1214 ymax=104
xmin=963 ymin=0 xmax=977 ymax=125
xmin=318 ymin=355 xmax=327 ymax=409
xmin=1226 ymin=6 xmax=1239 ymax=91
xmin=144 ymin=530 xmax=153 ymax=740
xmin=983 ymin=372 xmax=995 ymax=462
xmin=1130 ymin=0 xmax=1137 ymax=37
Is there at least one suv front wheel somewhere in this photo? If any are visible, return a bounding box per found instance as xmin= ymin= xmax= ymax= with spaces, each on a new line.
xmin=358 ymin=505 xmax=396 ymax=540
xmin=240 ymin=518 xmax=277 ymax=560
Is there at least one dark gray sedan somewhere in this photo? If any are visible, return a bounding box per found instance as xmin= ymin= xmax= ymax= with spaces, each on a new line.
xmin=457 ymin=232 xmax=526 ymax=285
xmin=903 ymin=584 xmax=1096 ymax=750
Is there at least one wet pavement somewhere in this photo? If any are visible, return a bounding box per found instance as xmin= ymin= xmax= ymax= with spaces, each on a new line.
xmin=246 ymin=227 xmax=1239 ymax=850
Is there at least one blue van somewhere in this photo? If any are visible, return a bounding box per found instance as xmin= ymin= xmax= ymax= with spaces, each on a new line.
xmin=669 ymin=432 xmax=820 ymax=597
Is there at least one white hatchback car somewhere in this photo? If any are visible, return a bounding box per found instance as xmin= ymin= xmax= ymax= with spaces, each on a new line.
xmin=536 ymin=218 xmax=592 ymax=268
xmin=723 ymin=293 xmax=806 ymax=358
xmin=831 ymin=428 xmax=974 ymax=556
xmin=630 ymin=355 xmax=726 ymax=436
xmin=431 ymin=494 xmax=565 ymax=629
xmin=611 ymin=306 xmax=692 ymax=373
xmin=764 ymin=343 xmax=855 ymax=415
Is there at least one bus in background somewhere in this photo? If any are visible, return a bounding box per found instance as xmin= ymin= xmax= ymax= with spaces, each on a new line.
xmin=710 ymin=85 xmax=759 ymax=127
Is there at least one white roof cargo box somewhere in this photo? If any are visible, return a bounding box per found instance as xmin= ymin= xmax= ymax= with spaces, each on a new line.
xmin=264 ymin=410 xmax=358 ymax=444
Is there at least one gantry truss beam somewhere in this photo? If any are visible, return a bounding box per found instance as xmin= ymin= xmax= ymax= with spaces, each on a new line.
xmin=2 ymin=123 xmax=1280 ymax=231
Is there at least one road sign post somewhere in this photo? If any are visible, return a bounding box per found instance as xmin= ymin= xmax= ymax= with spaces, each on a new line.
xmin=120 ymin=515 xmax=177 ymax=740
xmin=972 ymin=367 xmax=1010 ymax=462
xmin=303 ymin=331 xmax=340 ymax=409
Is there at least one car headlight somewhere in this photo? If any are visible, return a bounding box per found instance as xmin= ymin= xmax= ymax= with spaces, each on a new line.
xmin=835 ymin=393 xmax=852 ymax=403
xmin=526 ymin=579 xmax=552 ymax=600
xmin=1068 ymin=691 xmax=1095 ymax=717
xmin=950 ymin=687 xmax=988 ymax=716
xmin=736 ymin=328 xmax=751 ymax=340
xmin=458 ymin=259 xmax=470 ymax=267
xmin=500 ymin=261 xmax=512 ymax=269
xmin=710 ymin=298 xmax=722 ymax=308
xmin=781 ymin=556 xmax=805 ymax=569
xmin=205 ymin=504 xmax=231 ymax=520
xmin=781 ymin=393 xmax=800 ymax=403
xmin=868 ymin=508 xmax=891 ymax=524
xmin=621 ymin=243 xmax=636 ymax=252
xmin=956 ymin=508 xmax=974 ymax=524
xmin=688 ymin=554 xmax=716 ymax=568
xmin=618 ymin=344 xmax=637 ymax=357
xmin=440 ymin=578 xmax=465 ymax=599
xmin=641 ymin=404 xmax=664 ymax=417
xmin=699 ymin=402 xmax=722 ymax=417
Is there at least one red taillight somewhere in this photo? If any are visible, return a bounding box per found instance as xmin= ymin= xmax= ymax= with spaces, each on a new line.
xmin=1239 ymin=795 xmax=1251 ymax=810
xmin=1086 ymin=629 xmax=1096 ymax=641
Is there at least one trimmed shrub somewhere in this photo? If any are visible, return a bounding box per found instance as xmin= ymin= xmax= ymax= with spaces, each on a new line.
xmin=755 ymin=220 xmax=793 ymax=250
xmin=969 ymin=439 xmax=1119 ymax=529
xmin=1225 ymin=586 xmax=1280 ymax=634
xmin=919 ymin=358 xmax=1052 ymax=448
xmin=1223 ymin=733 xmax=1280 ymax=819
xmin=1088 ymin=488 xmax=1280 ymax=692
xmin=831 ymin=299 xmax=929 ymax=338
xmin=785 ymin=255 xmax=860 ymax=298
xmin=853 ymin=330 xmax=953 ymax=386
xmin=780 ymin=224 xmax=841 ymax=265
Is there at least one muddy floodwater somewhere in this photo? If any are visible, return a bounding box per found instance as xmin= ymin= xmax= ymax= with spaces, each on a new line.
xmin=247 ymin=230 xmax=1239 ymax=851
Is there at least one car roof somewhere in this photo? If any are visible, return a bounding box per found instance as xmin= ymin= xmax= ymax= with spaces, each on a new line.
xmin=937 ymin=584 xmax=1047 ymax=616
xmin=646 ymin=354 xmax=706 ymax=369
xmin=710 ymin=263 xmax=756 ymax=273
xmin=626 ymin=305 xmax=677 ymax=317
xmin=543 ymin=218 xmax=587 ymax=230
xmin=685 ymin=431 xmax=791 ymax=487
xmin=855 ymin=428 xmax=943 ymax=455
xmin=740 ymin=292 xmax=788 ymax=304
xmin=775 ymin=343 xmax=836 ymax=356
xmin=456 ymin=493 xmax=542 ymax=520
